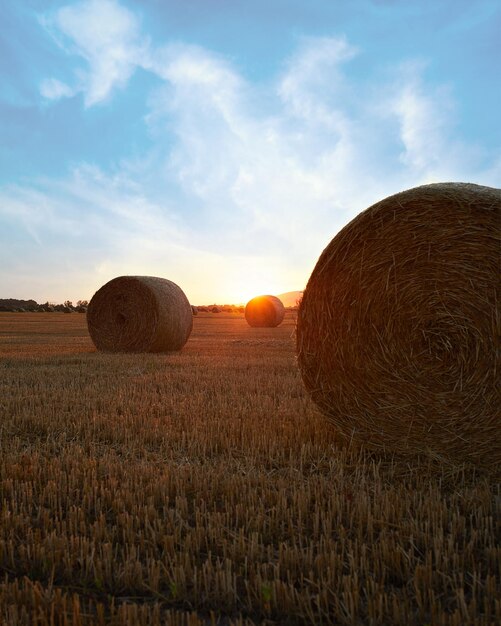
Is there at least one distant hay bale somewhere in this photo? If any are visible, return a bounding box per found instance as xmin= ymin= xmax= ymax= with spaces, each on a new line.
xmin=297 ymin=183 xmax=501 ymax=466
xmin=245 ymin=295 xmax=285 ymax=328
xmin=211 ymin=306 xmax=221 ymax=313
xmin=87 ymin=276 xmax=193 ymax=353
xmin=191 ymin=305 xmax=198 ymax=316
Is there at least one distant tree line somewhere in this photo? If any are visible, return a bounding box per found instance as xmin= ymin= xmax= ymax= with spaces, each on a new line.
xmin=0 ymin=301 xmax=297 ymax=314
xmin=0 ymin=299 xmax=89 ymax=313
xmin=194 ymin=305 xmax=245 ymax=313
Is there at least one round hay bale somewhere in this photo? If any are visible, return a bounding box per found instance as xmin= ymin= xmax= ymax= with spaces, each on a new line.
xmin=245 ymin=295 xmax=285 ymax=328
xmin=297 ymin=182 xmax=501 ymax=466
xmin=87 ymin=276 xmax=193 ymax=353
xmin=191 ymin=305 xmax=198 ymax=316
xmin=211 ymin=306 xmax=221 ymax=313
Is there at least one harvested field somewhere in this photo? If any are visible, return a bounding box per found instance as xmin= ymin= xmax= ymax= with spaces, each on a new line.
xmin=0 ymin=313 xmax=499 ymax=626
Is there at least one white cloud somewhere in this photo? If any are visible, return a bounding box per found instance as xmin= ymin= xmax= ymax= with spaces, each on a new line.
xmin=40 ymin=77 xmax=75 ymax=100
xmin=389 ymin=62 xmax=452 ymax=174
xmin=144 ymin=36 xmax=404 ymax=255
xmin=0 ymin=164 xmax=183 ymax=243
xmin=381 ymin=61 xmax=497 ymax=185
xmin=0 ymin=164 xmax=194 ymax=302
xmin=42 ymin=0 xmax=148 ymax=106
xmin=279 ymin=36 xmax=357 ymax=130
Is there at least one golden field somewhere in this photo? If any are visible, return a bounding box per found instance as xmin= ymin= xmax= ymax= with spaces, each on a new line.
xmin=0 ymin=312 xmax=499 ymax=626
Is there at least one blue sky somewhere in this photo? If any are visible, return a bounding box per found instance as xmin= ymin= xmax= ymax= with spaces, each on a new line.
xmin=0 ymin=0 xmax=499 ymax=304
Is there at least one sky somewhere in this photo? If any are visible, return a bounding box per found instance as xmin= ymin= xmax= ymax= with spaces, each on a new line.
xmin=0 ymin=0 xmax=500 ymax=305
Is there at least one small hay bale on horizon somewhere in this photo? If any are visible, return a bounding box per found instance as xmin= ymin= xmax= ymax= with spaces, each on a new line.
xmin=191 ymin=305 xmax=198 ymax=316
xmin=87 ymin=276 xmax=193 ymax=353
xmin=245 ymin=295 xmax=285 ymax=328
xmin=297 ymin=182 xmax=501 ymax=467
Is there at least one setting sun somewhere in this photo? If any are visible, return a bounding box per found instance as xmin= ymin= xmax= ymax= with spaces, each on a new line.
xmin=218 ymin=271 xmax=289 ymax=306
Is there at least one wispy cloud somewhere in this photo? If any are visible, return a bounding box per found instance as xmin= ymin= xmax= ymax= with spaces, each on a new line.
xmin=279 ymin=36 xmax=357 ymax=129
xmin=41 ymin=0 xmax=147 ymax=106
xmin=389 ymin=61 xmax=453 ymax=174
xmin=143 ymin=37 xmax=372 ymax=255
xmin=40 ymin=77 xmax=76 ymax=100
xmin=0 ymin=164 xmax=191 ymax=301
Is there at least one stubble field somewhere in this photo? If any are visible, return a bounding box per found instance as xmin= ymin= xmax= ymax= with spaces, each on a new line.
xmin=0 ymin=313 xmax=499 ymax=626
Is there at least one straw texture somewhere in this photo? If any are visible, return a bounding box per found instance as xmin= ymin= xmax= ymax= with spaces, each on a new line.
xmin=245 ymin=295 xmax=285 ymax=328
xmin=87 ymin=276 xmax=193 ymax=353
xmin=297 ymin=183 xmax=501 ymax=466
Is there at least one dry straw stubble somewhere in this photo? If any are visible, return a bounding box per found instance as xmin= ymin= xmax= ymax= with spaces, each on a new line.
xmin=245 ymin=295 xmax=285 ymax=327
xmin=87 ymin=275 xmax=193 ymax=353
xmin=297 ymin=182 xmax=501 ymax=467
xmin=0 ymin=313 xmax=499 ymax=625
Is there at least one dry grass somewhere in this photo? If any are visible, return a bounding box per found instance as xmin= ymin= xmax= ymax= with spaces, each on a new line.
xmin=0 ymin=312 xmax=499 ymax=625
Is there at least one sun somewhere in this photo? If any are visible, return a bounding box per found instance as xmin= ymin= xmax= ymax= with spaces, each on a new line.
xmin=224 ymin=277 xmax=284 ymax=306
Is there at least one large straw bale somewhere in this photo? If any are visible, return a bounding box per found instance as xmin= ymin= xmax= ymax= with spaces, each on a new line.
xmin=87 ymin=276 xmax=193 ymax=353
xmin=245 ymin=295 xmax=285 ymax=327
xmin=297 ymin=183 xmax=501 ymax=465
